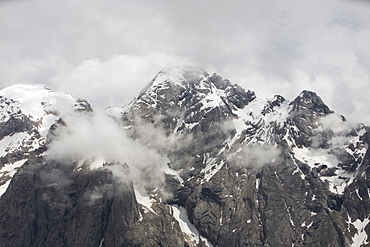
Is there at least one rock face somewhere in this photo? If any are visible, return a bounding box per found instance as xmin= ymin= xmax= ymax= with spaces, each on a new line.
xmin=0 ymin=158 xmax=185 ymax=247
xmin=0 ymin=67 xmax=370 ymax=246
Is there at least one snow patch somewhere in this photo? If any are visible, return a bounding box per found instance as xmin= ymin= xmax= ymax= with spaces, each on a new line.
xmin=352 ymin=218 xmax=370 ymax=246
xmin=90 ymin=157 xmax=105 ymax=169
xmin=99 ymin=238 xmax=104 ymax=247
xmin=293 ymin=146 xmax=353 ymax=194
xmin=134 ymin=189 xmax=157 ymax=214
xmin=255 ymin=177 xmax=261 ymax=191
xmin=0 ymin=132 xmax=28 ymax=157
xmin=152 ymin=66 xmax=207 ymax=88
xmin=171 ymin=205 xmax=213 ymax=247
xmin=164 ymin=164 xmax=184 ymax=184
xmin=200 ymin=155 xmax=225 ymax=183
xmin=0 ymin=159 xmax=27 ymax=197
xmin=200 ymin=91 xmax=224 ymax=111
xmin=38 ymin=114 xmax=59 ymax=137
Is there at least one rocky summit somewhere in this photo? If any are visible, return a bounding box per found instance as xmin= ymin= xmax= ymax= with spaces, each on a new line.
xmin=0 ymin=67 xmax=369 ymax=246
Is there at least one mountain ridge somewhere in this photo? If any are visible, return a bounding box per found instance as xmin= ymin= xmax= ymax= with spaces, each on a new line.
xmin=0 ymin=67 xmax=369 ymax=246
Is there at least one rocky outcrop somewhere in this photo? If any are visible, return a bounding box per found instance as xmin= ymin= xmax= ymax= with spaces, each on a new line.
xmin=0 ymin=157 xmax=185 ymax=247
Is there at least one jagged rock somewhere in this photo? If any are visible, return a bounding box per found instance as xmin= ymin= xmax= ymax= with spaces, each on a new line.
xmin=0 ymin=158 xmax=185 ymax=247
xmin=0 ymin=67 xmax=369 ymax=246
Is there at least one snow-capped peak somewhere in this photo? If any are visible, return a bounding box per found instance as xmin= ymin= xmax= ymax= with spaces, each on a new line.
xmin=151 ymin=65 xmax=208 ymax=87
xmin=0 ymin=84 xmax=91 ymax=122
xmin=0 ymin=84 xmax=80 ymax=121
xmin=0 ymin=84 xmax=94 ymax=197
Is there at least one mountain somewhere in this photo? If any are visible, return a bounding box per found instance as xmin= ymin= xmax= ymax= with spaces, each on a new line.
xmin=0 ymin=84 xmax=92 ymax=195
xmin=0 ymin=67 xmax=369 ymax=246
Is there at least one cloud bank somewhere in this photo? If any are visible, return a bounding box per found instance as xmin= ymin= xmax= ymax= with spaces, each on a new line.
xmin=1 ymin=0 xmax=370 ymax=123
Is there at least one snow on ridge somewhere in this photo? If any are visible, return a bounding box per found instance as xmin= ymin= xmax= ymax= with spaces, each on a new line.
xmin=0 ymin=84 xmax=92 ymax=141
xmin=0 ymin=84 xmax=52 ymax=120
xmin=233 ymin=96 xmax=291 ymax=127
xmin=0 ymin=84 xmax=79 ymax=121
xmin=351 ymin=218 xmax=370 ymax=246
xmin=151 ymin=66 xmax=208 ymax=88
xmin=224 ymin=97 xmax=291 ymax=148
xmin=199 ymin=90 xmax=224 ymax=111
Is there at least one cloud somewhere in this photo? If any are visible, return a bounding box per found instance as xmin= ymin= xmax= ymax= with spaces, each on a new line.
xmin=46 ymin=110 xmax=170 ymax=189
xmin=310 ymin=113 xmax=355 ymax=148
xmin=84 ymin=183 xmax=115 ymax=205
xmin=229 ymin=143 xmax=281 ymax=169
xmin=319 ymin=113 xmax=353 ymax=134
xmin=1 ymin=0 xmax=370 ymax=124
xmin=50 ymin=53 xmax=194 ymax=109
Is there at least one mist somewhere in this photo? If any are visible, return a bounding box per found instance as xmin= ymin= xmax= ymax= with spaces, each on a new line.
xmin=310 ymin=113 xmax=356 ymax=148
xmin=229 ymin=143 xmax=282 ymax=169
xmin=46 ymin=110 xmax=170 ymax=190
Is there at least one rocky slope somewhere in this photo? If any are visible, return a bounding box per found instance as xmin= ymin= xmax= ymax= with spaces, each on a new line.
xmin=0 ymin=67 xmax=369 ymax=246
xmin=0 ymin=84 xmax=92 ymax=196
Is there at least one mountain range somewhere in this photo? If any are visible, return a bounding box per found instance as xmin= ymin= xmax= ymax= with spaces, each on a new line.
xmin=0 ymin=66 xmax=369 ymax=246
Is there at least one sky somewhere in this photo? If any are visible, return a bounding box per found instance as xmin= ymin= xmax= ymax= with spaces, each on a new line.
xmin=1 ymin=0 xmax=370 ymax=124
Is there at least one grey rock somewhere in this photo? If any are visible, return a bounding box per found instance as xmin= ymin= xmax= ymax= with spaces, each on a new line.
xmin=1 ymin=68 xmax=369 ymax=247
xmin=0 ymin=158 xmax=185 ymax=247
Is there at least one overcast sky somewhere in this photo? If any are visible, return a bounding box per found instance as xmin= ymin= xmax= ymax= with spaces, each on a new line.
xmin=1 ymin=0 xmax=370 ymax=124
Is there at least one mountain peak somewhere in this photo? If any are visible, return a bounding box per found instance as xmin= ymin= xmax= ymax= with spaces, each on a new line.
xmin=297 ymin=90 xmax=318 ymax=98
xmin=159 ymin=65 xmax=208 ymax=76
xmin=153 ymin=66 xmax=209 ymax=86
xmin=0 ymin=84 xmax=84 ymax=121
xmin=291 ymin=90 xmax=333 ymax=115
xmin=137 ymin=66 xmax=209 ymax=100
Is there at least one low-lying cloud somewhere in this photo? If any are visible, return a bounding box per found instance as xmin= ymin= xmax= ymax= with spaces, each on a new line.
xmin=310 ymin=113 xmax=355 ymax=148
xmin=229 ymin=143 xmax=282 ymax=169
xmin=46 ymin=110 xmax=169 ymax=189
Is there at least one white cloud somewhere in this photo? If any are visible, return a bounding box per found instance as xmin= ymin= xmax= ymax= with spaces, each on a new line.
xmin=50 ymin=53 xmax=194 ymax=108
xmin=229 ymin=143 xmax=282 ymax=169
xmin=46 ymin=110 xmax=169 ymax=189
xmin=1 ymin=0 xmax=370 ymax=124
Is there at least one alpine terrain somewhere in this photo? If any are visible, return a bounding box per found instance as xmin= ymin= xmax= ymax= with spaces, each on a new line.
xmin=0 ymin=66 xmax=369 ymax=246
